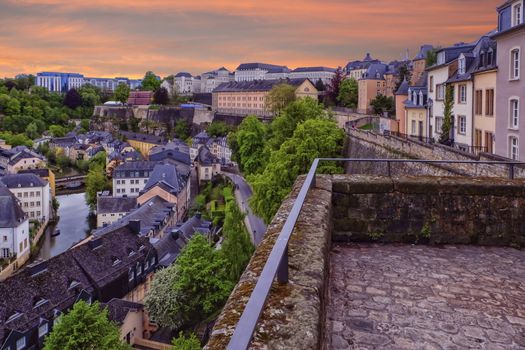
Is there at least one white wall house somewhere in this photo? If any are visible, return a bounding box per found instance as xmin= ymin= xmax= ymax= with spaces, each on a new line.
xmin=0 ymin=187 xmax=30 ymax=260
xmin=112 ymin=162 xmax=156 ymax=198
xmin=289 ymin=67 xmax=336 ymax=84
xmin=427 ymin=64 xmax=450 ymax=141
xmin=234 ymin=63 xmax=290 ymax=82
xmin=0 ymin=174 xmax=50 ymax=222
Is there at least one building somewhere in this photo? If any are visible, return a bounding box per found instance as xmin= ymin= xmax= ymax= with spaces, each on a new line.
xmin=411 ymin=45 xmax=434 ymax=85
xmin=234 ymin=63 xmax=290 ymax=82
xmin=357 ymin=63 xmax=389 ymax=114
xmin=127 ymin=91 xmax=153 ymax=106
xmin=195 ymin=146 xmax=221 ymax=182
xmin=288 ymin=67 xmax=336 ymax=85
xmin=0 ymin=174 xmax=50 ymax=222
xmin=493 ymin=0 xmax=524 ymax=160
xmin=174 ymin=72 xmax=195 ymax=95
xmin=112 ymin=161 xmax=157 ymax=197
xmin=6 ymin=148 xmax=45 ymax=174
xmin=18 ymin=168 xmax=56 ymax=197
xmin=190 ymin=132 xmax=232 ymax=165
xmin=105 ymin=299 xmax=145 ymax=346
xmin=84 ymin=77 xmax=142 ymax=93
xmin=200 ymin=67 xmax=234 ymax=93
xmin=395 ymin=78 xmax=410 ymax=134
xmin=96 ymin=195 xmax=137 ymax=228
xmin=120 ymin=131 xmax=165 ymax=157
xmin=0 ymin=187 xmax=29 ymax=261
xmin=344 ymin=53 xmax=382 ymax=80
xmin=35 ymin=72 xmax=84 ymax=93
xmin=405 ymin=74 xmax=430 ymax=140
xmin=212 ymin=78 xmax=318 ymax=118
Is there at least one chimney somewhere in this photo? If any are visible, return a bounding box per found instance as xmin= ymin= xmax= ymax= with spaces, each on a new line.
xmin=128 ymin=220 xmax=141 ymax=235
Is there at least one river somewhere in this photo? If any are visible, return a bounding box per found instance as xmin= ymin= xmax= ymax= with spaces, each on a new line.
xmin=35 ymin=192 xmax=96 ymax=260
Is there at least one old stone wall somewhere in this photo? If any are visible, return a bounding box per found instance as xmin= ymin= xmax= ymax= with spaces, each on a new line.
xmin=346 ymin=130 xmax=525 ymax=178
xmin=332 ymin=175 xmax=525 ymax=248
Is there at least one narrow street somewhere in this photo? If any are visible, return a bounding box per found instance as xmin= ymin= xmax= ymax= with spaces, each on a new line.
xmin=223 ymin=172 xmax=267 ymax=245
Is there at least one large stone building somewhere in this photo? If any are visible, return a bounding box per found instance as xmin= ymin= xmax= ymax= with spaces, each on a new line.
xmin=234 ymin=63 xmax=290 ymax=82
xmin=344 ymin=53 xmax=382 ymax=80
xmin=212 ymin=78 xmax=318 ymax=118
xmin=288 ymin=67 xmax=336 ymax=85
xmin=357 ymin=63 xmax=389 ymax=114
xmin=112 ymin=161 xmax=157 ymax=197
xmin=36 ymin=72 xmax=141 ymax=93
xmin=494 ymin=0 xmax=524 ymax=160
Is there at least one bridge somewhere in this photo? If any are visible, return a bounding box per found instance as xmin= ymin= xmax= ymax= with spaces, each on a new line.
xmin=55 ymin=175 xmax=87 ymax=191
xmin=205 ymin=158 xmax=525 ymax=349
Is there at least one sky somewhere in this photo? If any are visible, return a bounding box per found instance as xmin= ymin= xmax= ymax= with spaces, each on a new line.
xmin=0 ymin=0 xmax=503 ymax=79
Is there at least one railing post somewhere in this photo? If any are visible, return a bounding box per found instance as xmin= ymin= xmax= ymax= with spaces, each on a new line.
xmin=509 ymin=164 xmax=515 ymax=180
xmin=277 ymin=245 xmax=288 ymax=283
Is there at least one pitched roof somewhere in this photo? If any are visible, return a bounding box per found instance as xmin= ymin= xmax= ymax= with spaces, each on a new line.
xmin=175 ymin=72 xmax=192 ymax=78
xmin=395 ymin=78 xmax=410 ymax=95
xmin=105 ymin=299 xmax=143 ymax=325
xmin=8 ymin=149 xmax=44 ymax=166
xmin=196 ymin=146 xmax=219 ymax=165
xmin=235 ymin=63 xmax=288 ymax=71
xmin=120 ymin=131 xmax=165 ymax=145
xmin=291 ymin=66 xmax=336 ymax=73
xmin=0 ymin=187 xmax=26 ymax=228
xmin=0 ymin=174 xmax=47 ymax=188
xmin=143 ymin=163 xmax=182 ymax=194
xmin=213 ymin=78 xmax=311 ymax=93
xmin=149 ymin=140 xmax=191 ymax=165
xmin=97 ymin=196 xmax=137 ymax=214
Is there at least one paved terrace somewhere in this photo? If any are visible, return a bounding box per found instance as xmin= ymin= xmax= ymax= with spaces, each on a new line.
xmin=327 ymin=244 xmax=525 ymax=349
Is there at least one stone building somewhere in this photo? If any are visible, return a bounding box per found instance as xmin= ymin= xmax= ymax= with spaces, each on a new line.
xmin=0 ymin=174 xmax=50 ymax=222
xmin=234 ymin=63 xmax=290 ymax=82
xmin=288 ymin=67 xmax=336 ymax=85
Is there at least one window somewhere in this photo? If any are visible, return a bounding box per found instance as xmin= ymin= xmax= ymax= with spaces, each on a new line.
xmin=458 ymin=56 xmax=466 ymax=75
xmin=487 ymin=49 xmax=494 ymax=66
xmin=436 ymin=84 xmax=445 ymax=100
xmin=429 ymin=76 xmax=434 ymax=92
xmin=479 ymin=52 xmax=485 ymax=68
xmin=137 ymin=263 xmax=142 ymax=276
xmin=411 ymin=120 xmax=416 ymax=135
xmin=435 ymin=117 xmax=444 ymax=134
xmin=486 ymin=89 xmax=495 ymax=116
xmin=511 ymin=49 xmax=520 ymax=80
xmin=128 ymin=268 xmax=134 ymax=281
xmin=510 ymin=99 xmax=520 ymax=128
xmin=475 ymin=90 xmax=483 ymax=115
xmin=437 ymin=52 xmax=445 ymax=65
xmin=458 ymin=85 xmax=467 ymax=104
xmin=513 ymin=3 xmax=522 ymax=26
xmin=458 ymin=115 xmax=467 ymax=134
xmin=38 ymin=323 xmax=48 ymax=337
xmin=509 ymin=136 xmax=519 ymax=160
xmin=16 ymin=337 xmax=26 ymax=350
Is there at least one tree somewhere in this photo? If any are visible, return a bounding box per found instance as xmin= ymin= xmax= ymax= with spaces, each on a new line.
xmin=265 ymin=83 xmax=296 ymax=114
xmin=5 ymin=98 xmax=20 ymax=115
xmin=43 ymin=300 xmax=129 ymax=350
xmin=174 ymin=119 xmax=190 ymax=140
xmin=370 ymin=94 xmax=395 ymax=116
xmin=85 ymin=165 xmax=109 ymax=209
xmin=439 ymin=85 xmax=454 ymax=145
xmin=337 ymin=78 xmax=358 ymax=108
xmin=172 ymin=332 xmax=201 ymax=350
xmin=145 ymin=235 xmax=233 ymax=328
xmin=114 ymin=83 xmax=130 ymax=104
xmin=141 ymin=71 xmax=161 ymax=91
xmin=396 ymin=63 xmax=412 ymax=91
xmin=250 ymin=118 xmax=345 ymax=223
xmin=153 ymin=87 xmax=170 ymax=105
xmin=206 ymin=121 xmax=231 ymax=137
xmin=48 ymin=125 xmax=66 ymax=137
xmin=326 ymin=67 xmax=345 ymax=106
xmin=63 ymin=88 xmax=83 ymax=109
xmin=426 ymin=47 xmax=439 ymax=67
xmin=220 ymin=201 xmax=254 ymax=281
xmin=25 ymin=121 xmax=39 ymax=139
xmin=315 ymin=79 xmax=325 ymax=92
xmin=235 ymin=116 xmax=267 ymax=175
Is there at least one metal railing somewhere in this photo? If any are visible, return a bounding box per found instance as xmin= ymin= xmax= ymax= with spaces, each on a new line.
xmin=226 ymin=158 xmax=525 ymax=349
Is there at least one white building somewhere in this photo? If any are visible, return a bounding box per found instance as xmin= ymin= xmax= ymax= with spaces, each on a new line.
xmin=200 ymin=67 xmax=234 ymax=93
xmin=112 ymin=161 xmax=156 ymax=197
xmin=289 ymin=67 xmax=336 ymax=85
xmin=0 ymin=174 xmax=50 ymax=222
xmin=175 ymin=72 xmax=195 ymax=95
xmin=234 ymin=63 xmax=290 ymax=82
xmin=96 ymin=195 xmax=137 ymax=228
xmin=0 ymin=187 xmax=30 ymax=260
xmin=35 ymin=72 xmax=84 ymax=93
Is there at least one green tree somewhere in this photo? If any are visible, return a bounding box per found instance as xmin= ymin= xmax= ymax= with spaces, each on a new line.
xmin=396 ymin=63 xmax=412 ymax=91
xmin=426 ymin=47 xmax=439 ymax=67
xmin=206 ymin=121 xmax=231 ymax=137
xmin=172 ymin=332 xmax=201 ymax=350
xmin=265 ymin=83 xmax=296 ymax=114
xmin=439 ymin=85 xmax=454 ymax=145
xmin=153 ymin=87 xmax=170 ymax=105
xmin=141 ymin=71 xmax=161 ymax=91
xmin=325 ymin=67 xmax=344 ymax=106
xmin=220 ymin=201 xmax=254 ymax=281
xmin=25 ymin=121 xmax=40 ymax=139
xmin=370 ymin=94 xmax=395 ymax=116
xmin=250 ymin=118 xmax=344 ymax=223
xmin=315 ymin=79 xmax=325 ymax=92
xmin=63 ymin=88 xmax=83 ymax=109
xmin=337 ymin=78 xmax=358 ymax=108
xmin=48 ymin=125 xmax=66 ymax=137
xmin=5 ymin=98 xmax=20 ymax=115
xmin=174 ymin=119 xmax=190 ymax=140
xmin=43 ymin=300 xmax=129 ymax=350
xmin=235 ymin=116 xmax=267 ymax=175
xmin=114 ymin=83 xmax=130 ymax=104
xmin=85 ymin=165 xmax=109 ymax=209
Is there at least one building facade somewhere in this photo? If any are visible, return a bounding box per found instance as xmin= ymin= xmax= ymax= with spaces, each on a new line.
xmin=0 ymin=187 xmax=30 ymax=261
xmin=112 ymin=161 xmax=156 ymax=197
xmin=288 ymin=67 xmax=336 ymax=84
xmin=0 ymin=174 xmax=50 ymax=222
xmin=36 ymin=72 xmax=141 ymax=93
xmin=234 ymin=63 xmax=290 ymax=82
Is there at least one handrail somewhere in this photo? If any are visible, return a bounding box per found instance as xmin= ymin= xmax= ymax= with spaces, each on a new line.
xmin=226 ymin=157 xmax=525 ymax=349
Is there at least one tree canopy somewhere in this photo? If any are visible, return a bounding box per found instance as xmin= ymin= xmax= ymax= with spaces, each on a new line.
xmin=233 ymin=116 xmax=267 ymax=176
xmin=172 ymin=332 xmax=201 ymax=350
xmin=265 ymin=83 xmax=296 ymax=114
xmin=114 ymin=83 xmax=130 ymax=104
xmin=337 ymin=78 xmax=358 ymax=108
xmin=153 ymin=87 xmax=170 ymax=105
xmin=325 ymin=67 xmax=345 ymax=106
xmin=43 ymin=300 xmax=129 ymax=350
xmin=141 ymin=71 xmax=161 ymax=91
xmin=63 ymin=88 xmax=83 ymax=109
xmin=370 ymin=94 xmax=395 ymax=116
xmin=206 ymin=121 xmax=232 ymax=137
xmin=439 ymin=85 xmax=454 ymax=145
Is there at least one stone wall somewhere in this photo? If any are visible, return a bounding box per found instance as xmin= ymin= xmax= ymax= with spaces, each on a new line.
xmin=205 ymin=175 xmax=333 ymax=350
xmin=332 ymin=175 xmax=525 ymax=248
xmin=346 ymin=130 xmax=525 ymax=178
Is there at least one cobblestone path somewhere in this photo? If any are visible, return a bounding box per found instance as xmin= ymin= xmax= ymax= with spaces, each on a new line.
xmin=326 ymin=244 xmax=525 ymax=349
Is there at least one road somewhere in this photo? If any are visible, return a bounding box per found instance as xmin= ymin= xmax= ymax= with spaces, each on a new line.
xmin=223 ymin=172 xmax=267 ymax=245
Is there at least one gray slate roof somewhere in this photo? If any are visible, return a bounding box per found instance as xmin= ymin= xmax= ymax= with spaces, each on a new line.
xmin=97 ymin=196 xmax=137 ymax=214
xmin=213 ymin=78 xmax=310 ymax=93
xmin=292 ymin=66 xmax=336 ymax=73
xmin=0 ymin=174 xmax=47 ymax=188
xmin=196 ymin=146 xmax=219 ymax=165
xmin=175 ymin=72 xmax=192 ymax=78
xmin=0 ymin=187 xmax=26 ymax=228
xmin=105 ymin=299 xmax=143 ymax=325
xmin=235 ymin=63 xmax=289 ymax=72
xmin=143 ymin=163 xmax=183 ymax=194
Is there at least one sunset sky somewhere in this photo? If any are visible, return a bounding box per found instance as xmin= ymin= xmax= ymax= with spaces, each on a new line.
xmin=0 ymin=0 xmax=502 ymax=79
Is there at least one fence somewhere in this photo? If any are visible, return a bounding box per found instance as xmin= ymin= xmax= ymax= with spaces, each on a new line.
xmin=226 ymin=157 xmax=525 ymax=349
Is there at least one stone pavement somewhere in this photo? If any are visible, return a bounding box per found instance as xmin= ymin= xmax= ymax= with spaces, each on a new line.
xmin=326 ymin=244 xmax=525 ymax=349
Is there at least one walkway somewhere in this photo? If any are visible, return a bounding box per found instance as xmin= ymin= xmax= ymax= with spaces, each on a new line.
xmin=223 ymin=172 xmax=267 ymax=245
xmin=326 ymin=244 xmax=525 ymax=349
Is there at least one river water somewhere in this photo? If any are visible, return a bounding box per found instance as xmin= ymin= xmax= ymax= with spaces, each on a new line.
xmin=35 ymin=192 xmax=96 ymax=260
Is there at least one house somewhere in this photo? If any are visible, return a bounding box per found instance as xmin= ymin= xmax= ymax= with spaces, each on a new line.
xmin=195 ymin=146 xmax=221 ymax=182
xmin=411 ymin=45 xmax=434 ymax=86
xmin=0 ymin=187 xmax=29 ymax=262
xmin=120 ymin=131 xmax=165 ymax=158
xmin=0 ymin=149 xmax=14 ymax=176
xmin=148 ymin=139 xmax=192 ymax=176
xmin=289 ymin=67 xmax=336 ymax=85
xmin=395 ymin=78 xmax=410 ymax=134
xmin=112 ymin=161 xmax=157 ymax=197
xmin=200 ymin=67 xmax=234 ymax=93
xmin=174 ymin=72 xmax=196 ymax=95
xmin=105 ymin=299 xmax=145 ymax=347
xmin=405 ymin=73 xmax=430 ymax=140
xmin=137 ymin=163 xmax=189 ymax=221
xmin=96 ymin=195 xmax=137 ymax=228
xmin=212 ymin=78 xmax=318 ymax=118
xmin=493 ymin=0 xmax=524 ymax=160
xmin=357 ymin=63 xmax=390 ymax=114
xmin=7 ymin=148 xmax=45 ymax=174
xmin=344 ymin=53 xmax=382 ymax=80
xmin=18 ymin=168 xmax=56 ymax=197
xmin=0 ymin=174 xmax=50 ymax=222
xmin=127 ymin=91 xmax=153 ymax=106
xmin=234 ymin=63 xmax=290 ymax=82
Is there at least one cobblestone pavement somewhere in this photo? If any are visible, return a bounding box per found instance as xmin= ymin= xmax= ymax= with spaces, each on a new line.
xmin=326 ymin=244 xmax=525 ymax=350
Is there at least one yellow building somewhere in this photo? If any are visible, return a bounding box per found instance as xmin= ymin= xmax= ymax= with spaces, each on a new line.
xmin=404 ymin=85 xmax=430 ymax=140
xmin=120 ymin=131 xmax=165 ymax=158
xmin=212 ymin=78 xmax=318 ymax=118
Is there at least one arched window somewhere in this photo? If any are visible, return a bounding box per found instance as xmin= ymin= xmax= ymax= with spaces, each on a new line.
xmin=510 ymin=48 xmax=520 ymax=80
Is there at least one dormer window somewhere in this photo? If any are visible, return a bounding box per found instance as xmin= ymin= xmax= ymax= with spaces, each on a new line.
xmin=7 ymin=312 xmax=23 ymax=323
xmin=479 ymin=52 xmax=485 ymax=68
xmin=437 ymin=52 xmax=446 ymax=65
xmin=487 ymin=49 xmax=494 ymax=66
xmin=128 ymin=249 xmax=136 ymax=257
xmin=33 ymin=298 xmax=48 ymax=309
xmin=68 ymin=280 xmax=80 ymax=289
xmin=112 ymin=257 xmax=121 ymax=266
xmin=419 ymin=91 xmax=424 ymax=106
xmin=458 ymin=56 xmax=466 ymax=75
xmin=513 ymin=2 xmax=522 ymax=27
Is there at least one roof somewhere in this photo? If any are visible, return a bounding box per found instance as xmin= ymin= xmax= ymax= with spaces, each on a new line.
xmin=143 ymin=163 xmax=183 ymax=194
xmin=112 ymin=161 xmax=157 ymax=178
xmin=175 ymin=72 xmax=192 ymax=78
xmin=18 ymin=168 xmax=52 ymax=178
xmin=345 ymin=53 xmax=382 ymax=71
xmin=8 ymin=149 xmax=44 ymax=166
xmin=120 ymin=131 xmax=165 ymax=145
xmin=361 ymin=63 xmax=389 ymax=80
xmin=105 ymin=299 xmax=143 ymax=325
xmin=149 ymin=140 xmax=191 ymax=165
xmin=414 ymin=45 xmax=434 ymax=60
xmin=0 ymin=187 xmax=26 ymax=228
xmin=235 ymin=63 xmax=289 ymax=72
xmin=97 ymin=196 xmax=137 ymax=214
xmin=0 ymin=173 xmax=47 ymax=188
xmin=213 ymin=78 xmax=311 ymax=93
xmin=446 ymin=36 xmax=497 ymax=83
xmin=395 ymin=78 xmax=410 ymax=95
xmin=291 ymin=66 xmax=336 ymax=73
xmin=196 ymin=146 xmax=219 ymax=165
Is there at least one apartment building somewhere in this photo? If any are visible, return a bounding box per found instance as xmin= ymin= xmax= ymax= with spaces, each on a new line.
xmin=36 ymin=72 xmax=141 ymax=93
xmin=234 ymin=63 xmax=290 ymax=82
xmin=112 ymin=161 xmax=156 ymax=198
xmin=0 ymin=174 xmax=50 ymax=222
xmin=288 ymin=67 xmax=336 ymax=85
xmin=0 ymin=187 xmax=29 ymax=261
xmin=344 ymin=53 xmax=382 ymax=80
